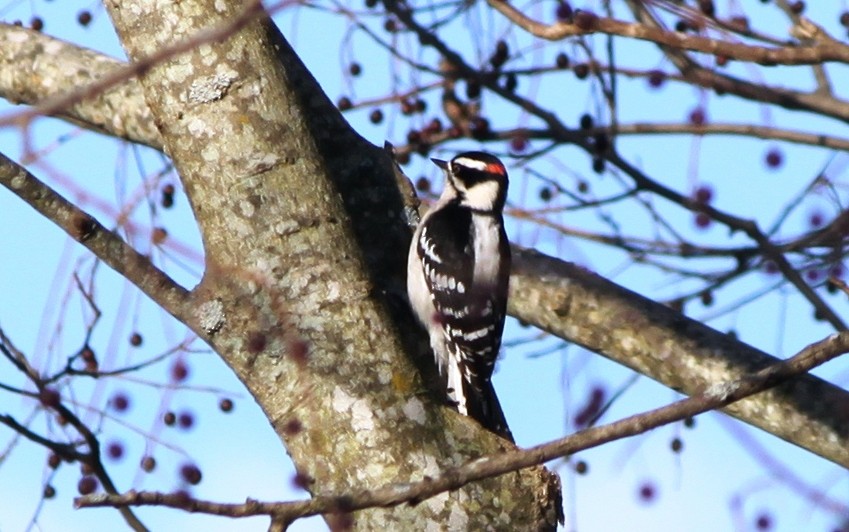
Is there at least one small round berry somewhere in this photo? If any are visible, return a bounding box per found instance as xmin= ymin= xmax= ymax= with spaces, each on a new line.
xmin=414 ymin=99 xmax=427 ymax=113
xmin=129 ymin=332 xmax=143 ymax=347
xmin=573 ymin=10 xmax=598 ymax=31
xmin=369 ymin=109 xmax=383 ymax=124
xmin=219 ymin=398 xmax=234 ymax=413
xmin=365 ymin=0 xmax=377 ymax=7
xmin=425 ymin=118 xmax=443 ymax=134
xmin=763 ymin=261 xmax=779 ymax=275
xmin=789 ymin=1 xmax=804 ymax=15
xmin=39 ymin=388 xmax=61 ymax=409
xmin=141 ymin=455 xmax=156 ymax=472
xmin=77 ymin=11 xmax=92 ymax=26
xmin=675 ymin=20 xmax=690 ymax=32
xmin=764 ymin=148 xmax=783 ymax=169
xmin=106 ymin=441 xmax=124 ymax=461
xmin=683 ymin=416 xmax=696 ymax=428
xmin=689 ymin=107 xmax=706 ymax=126
xmin=171 ymin=360 xmax=189 ymax=382
xmin=81 ymin=346 xmax=95 ymax=362
xmin=579 ymin=113 xmax=594 ymax=130
xmin=700 ymin=290 xmax=714 ymax=306
xmin=152 ymin=227 xmax=167 ymax=245
xmin=163 ymin=411 xmax=176 ymax=426
xmin=806 ymin=269 xmax=820 ymax=283
xmin=693 ymin=185 xmax=713 ymax=204
xmin=161 ymin=192 xmax=174 ymax=209
xmin=592 ymin=157 xmax=605 ymax=174
xmin=348 ymin=62 xmax=362 ymax=77
xmin=555 ymin=52 xmax=570 ymax=69
xmin=574 ymin=460 xmax=588 ymax=474
xmin=180 ymin=463 xmax=203 ymax=485
xmin=415 ymin=176 xmax=431 ymax=193
xmin=470 ymin=117 xmax=491 ymax=139
xmin=43 ymin=485 xmax=56 ymax=499
xmin=337 ymin=96 xmax=352 ymax=111
xmin=30 ymin=17 xmax=43 ymax=31
xmin=48 ymin=453 xmax=61 ymax=469
xmin=716 ymin=55 xmax=729 ymax=67
xmin=406 ymin=129 xmax=421 ymax=144
xmin=729 ymin=16 xmax=749 ymax=32
xmin=292 ymin=472 xmax=313 ymax=490
xmin=809 ymin=211 xmax=824 ymax=228
xmin=841 ymin=12 xmax=849 ymax=28
xmin=510 ymin=134 xmax=528 ymax=154
xmin=573 ymin=63 xmax=590 ymax=79
xmin=577 ymin=181 xmax=589 ymax=194
xmin=400 ymin=99 xmax=415 ymax=116
xmin=647 ymin=69 xmax=665 ymax=89
xmin=555 ymin=1 xmax=573 ymax=21
xmin=694 ymin=212 xmax=711 ymax=229
xmin=670 ymin=437 xmax=683 ymax=453
xmin=78 ymin=476 xmax=98 ymax=495
xmin=698 ymin=0 xmax=714 ymax=17
xmin=383 ymin=18 xmax=398 ymax=33
xmin=178 ymin=411 xmax=195 ymax=430
xmin=755 ymin=513 xmax=772 ymax=530
xmin=111 ymin=392 xmax=130 ymax=413
xmin=638 ymin=481 xmax=657 ymax=504
xmin=539 ymin=187 xmax=553 ymax=202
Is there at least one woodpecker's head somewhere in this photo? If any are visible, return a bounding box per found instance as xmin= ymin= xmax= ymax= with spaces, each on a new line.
xmin=432 ymin=151 xmax=509 ymax=213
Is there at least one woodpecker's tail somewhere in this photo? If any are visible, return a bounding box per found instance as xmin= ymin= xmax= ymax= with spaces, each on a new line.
xmin=464 ymin=378 xmax=514 ymax=442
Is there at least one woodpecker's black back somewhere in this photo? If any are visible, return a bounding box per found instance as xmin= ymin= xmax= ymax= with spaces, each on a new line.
xmin=407 ymin=151 xmax=513 ymax=441
xmin=417 ymin=203 xmax=512 ymax=440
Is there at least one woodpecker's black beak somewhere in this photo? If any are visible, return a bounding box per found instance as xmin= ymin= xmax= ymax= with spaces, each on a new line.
xmin=431 ymin=158 xmax=448 ymax=171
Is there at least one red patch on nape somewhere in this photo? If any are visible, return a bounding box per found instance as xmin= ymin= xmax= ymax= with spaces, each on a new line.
xmin=486 ymin=162 xmax=506 ymax=176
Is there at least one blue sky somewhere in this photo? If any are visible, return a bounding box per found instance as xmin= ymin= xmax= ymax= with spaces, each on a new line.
xmin=2 ymin=1 xmax=849 ymax=531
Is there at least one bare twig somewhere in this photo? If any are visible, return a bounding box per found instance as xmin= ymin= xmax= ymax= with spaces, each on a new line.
xmin=486 ymin=0 xmax=849 ymax=66
xmin=76 ymin=332 xmax=849 ymax=524
xmin=0 ymin=154 xmax=193 ymax=331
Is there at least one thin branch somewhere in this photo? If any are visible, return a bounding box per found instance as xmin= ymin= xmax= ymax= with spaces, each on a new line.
xmin=0 ymin=0 xmax=266 ymax=132
xmin=486 ymin=0 xmax=849 ymax=66
xmin=76 ymin=331 xmax=849 ymax=523
xmin=0 ymin=154 xmax=193 ymax=330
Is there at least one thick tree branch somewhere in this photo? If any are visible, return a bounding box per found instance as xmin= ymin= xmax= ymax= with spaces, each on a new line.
xmin=96 ymin=0 xmax=560 ymax=528
xmin=0 ymin=24 xmax=160 ymax=147
xmin=510 ymin=249 xmax=849 ymax=467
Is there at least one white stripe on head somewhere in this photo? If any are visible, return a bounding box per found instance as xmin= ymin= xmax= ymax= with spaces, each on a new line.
xmin=452 ymin=156 xmax=489 ymax=172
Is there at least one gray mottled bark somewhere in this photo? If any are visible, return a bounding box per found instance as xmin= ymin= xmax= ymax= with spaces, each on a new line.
xmin=98 ymin=0 xmax=560 ymax=528
xmin=510 ymin=249 xmax=849 ymax=468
